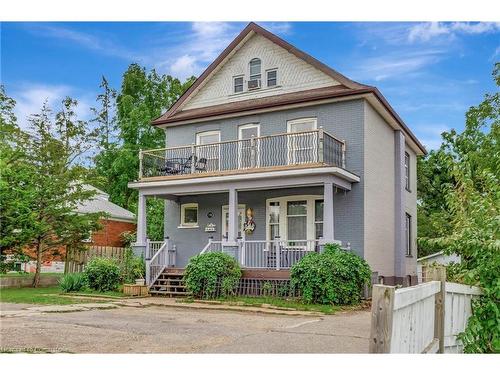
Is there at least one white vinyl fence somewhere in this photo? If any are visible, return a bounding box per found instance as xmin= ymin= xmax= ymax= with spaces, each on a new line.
xmin=369 ymin=267 xmax=482 ymax=353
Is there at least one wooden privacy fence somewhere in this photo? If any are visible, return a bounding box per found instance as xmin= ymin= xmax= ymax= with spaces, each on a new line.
xmin=65 ymin=246 xmax=127 ymax=273
xmin=369 ymin=267 xmax=483 ymax=353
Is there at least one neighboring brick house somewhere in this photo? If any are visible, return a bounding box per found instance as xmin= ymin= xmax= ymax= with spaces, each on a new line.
xmin=76 ymin=186 xmax=136 ymax=247
xmin=130 ymin=23 xmax=426 ymax=287
xmin=17 ymin=185 xmax=136 ymax=273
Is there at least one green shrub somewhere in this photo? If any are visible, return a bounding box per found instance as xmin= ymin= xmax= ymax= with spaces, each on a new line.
xmin=184 ymin=252 xmax=242 ymax=299
xmin=291 ymin=244 xmax=372 ymax=305
xmin=84 ymin=257 xmax=121 ymax=292
xmin=120 ymin=248 xmax=145 ymax=283
xmin=59 ymin=272 xmax=87 ymax=292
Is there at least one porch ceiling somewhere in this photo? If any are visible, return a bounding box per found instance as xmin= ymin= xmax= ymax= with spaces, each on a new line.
xmin=128 ymin=166 xmax=359 ymax=197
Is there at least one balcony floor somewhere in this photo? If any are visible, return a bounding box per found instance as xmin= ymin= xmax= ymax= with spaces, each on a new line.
xmin=141 ymin=162 xmax=334 ymax=182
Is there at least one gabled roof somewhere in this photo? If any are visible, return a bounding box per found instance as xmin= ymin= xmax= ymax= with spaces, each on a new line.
xmin=152 ymin=22 xmax=427 ymax=155
xmin=76 ymin=185 xmax=135 ymax=222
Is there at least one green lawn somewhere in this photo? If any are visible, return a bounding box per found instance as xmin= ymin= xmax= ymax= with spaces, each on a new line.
xmin=0 ymin=286 xmax=125 ymax=305
xmin=193 ymin=296 xmax=344 ymax=314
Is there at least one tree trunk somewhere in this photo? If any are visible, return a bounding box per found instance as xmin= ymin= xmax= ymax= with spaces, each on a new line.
xmin=33 ymin=240 xmax=43 ymax=288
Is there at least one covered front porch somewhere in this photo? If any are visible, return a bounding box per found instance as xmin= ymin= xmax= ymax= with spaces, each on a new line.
xmin=129 ymin=166 xmax=360 ymax=286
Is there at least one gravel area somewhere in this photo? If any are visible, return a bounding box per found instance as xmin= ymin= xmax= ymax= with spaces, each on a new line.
xmin=0 ymin=301 xmax=370 ymax=353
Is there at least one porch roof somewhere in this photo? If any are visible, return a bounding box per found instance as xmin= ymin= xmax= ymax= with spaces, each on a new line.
xmin=128 ymin=166 xmax=359 ymax=197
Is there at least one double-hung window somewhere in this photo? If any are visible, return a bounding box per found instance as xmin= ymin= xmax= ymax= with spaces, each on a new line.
xmin=405 ymin=152 xmax=410 ymax=191
xmin=314 ymin=200 xmax=324 ymax=239
xmin=267 ymin=69 xmax=277 ymax=87
xmin=233 ymin=76 xmax=244 ymax=93
xmin=249 ymin=58 xmax=261 ymax=81
xmin=405 ymin=213 xmax=412 ymax=256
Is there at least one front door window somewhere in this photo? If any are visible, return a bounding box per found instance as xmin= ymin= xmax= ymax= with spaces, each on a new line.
xmin=222 ymin=205 xmax=245 ymax=240
xmin=286 ymin=201 xmax=307 ymax=241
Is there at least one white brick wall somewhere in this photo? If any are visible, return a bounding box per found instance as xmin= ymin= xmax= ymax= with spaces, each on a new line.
xmin=183 ymin=33 xmax=340 ymax=110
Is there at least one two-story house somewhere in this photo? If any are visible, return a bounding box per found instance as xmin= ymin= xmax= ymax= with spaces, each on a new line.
xmin=129 ymin=22 xmax=426 ymax=292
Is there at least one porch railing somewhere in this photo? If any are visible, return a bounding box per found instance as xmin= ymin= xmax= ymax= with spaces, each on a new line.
xmin=139 ymin=129 xmax=346 ymax=179
xmin=201 ymin=239 xmax=322 ymax=270
xmin=146 ymin=239 xmax=176 ymax=286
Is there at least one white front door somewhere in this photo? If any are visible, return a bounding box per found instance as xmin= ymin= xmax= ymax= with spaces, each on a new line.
xmin=238 ymin=124 xmax=260 ymax=169
xmin=222 ymin=205 xmax=246 ymax=240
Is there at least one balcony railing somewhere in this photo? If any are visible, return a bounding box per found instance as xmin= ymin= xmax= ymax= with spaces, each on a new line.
xmin=139 ymin=129 xmax=346 ymax=180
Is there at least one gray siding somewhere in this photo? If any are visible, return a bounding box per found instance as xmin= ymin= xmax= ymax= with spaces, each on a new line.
xmin=164 ymin=100 xmax=365 ymax=266
xmin=165 ymin=186 xmax=364 ymax=267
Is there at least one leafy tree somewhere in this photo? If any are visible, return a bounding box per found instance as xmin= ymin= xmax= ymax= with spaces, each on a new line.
xmin=0 ymin=91 xmax=102 ymax=287
xmin=91 ymin=76 xmax=117 ymax=150
xmin=419 ymin=63 xmax=499 ymax=352
xmin=93 ymin=64 xmax=194 ymax=240
xmin=0 ymin=86 xmax=36 ymax=250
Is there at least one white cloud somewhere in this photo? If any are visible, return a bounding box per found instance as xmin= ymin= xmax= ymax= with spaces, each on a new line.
xmin=414 ymin=124 xmax=451 ymax=150
xmin=154 ymin=22 xmax=293 ymax=80
xmin=170 ymin=54 xmax=198 ymax=77
xmin=408 ymin=23 xmax=451 ymax=42
xmin=261 ymin=22 xmax=292 ymax=35
xmin=11 ymin=83 xmax=93 ymax=131
xmin=24 ymin=24 xmax=141 ymax=61
xmin=348 ymin=49 xmax=444 ymax=82
xmin=408 ymin=22 xmax=500 ymax=43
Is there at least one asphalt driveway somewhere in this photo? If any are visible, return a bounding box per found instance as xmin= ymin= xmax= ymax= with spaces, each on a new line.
xmin=0 ymin=301 xmax=370 ymax=353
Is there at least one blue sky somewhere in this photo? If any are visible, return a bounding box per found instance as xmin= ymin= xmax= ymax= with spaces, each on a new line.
xmin=1 ymin=21 xmax=499 ymax=150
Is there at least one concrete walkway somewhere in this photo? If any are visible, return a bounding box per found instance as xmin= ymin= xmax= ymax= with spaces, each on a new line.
xmin=0 ymin=299 xmax=370 ymax=353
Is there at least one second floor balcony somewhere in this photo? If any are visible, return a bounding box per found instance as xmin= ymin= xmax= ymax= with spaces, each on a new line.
xmin=139 ymin=129 xmax=346 ymax=181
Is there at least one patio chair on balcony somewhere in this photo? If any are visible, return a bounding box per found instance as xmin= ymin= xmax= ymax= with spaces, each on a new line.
xmin=182 ymin=156 xmax=208 ymax=174
xmin=159 ymin=158 xmax=184 ymax=175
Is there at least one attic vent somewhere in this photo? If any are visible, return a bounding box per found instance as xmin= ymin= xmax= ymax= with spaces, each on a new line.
xmin=248 ymin=79 xmax=261 ymax=90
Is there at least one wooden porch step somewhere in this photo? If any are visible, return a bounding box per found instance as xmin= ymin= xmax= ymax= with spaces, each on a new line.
xmin=149 ymin=290 xmax=189 ymax=296
xmin=149 ymin=267 xmax=188 ymax=298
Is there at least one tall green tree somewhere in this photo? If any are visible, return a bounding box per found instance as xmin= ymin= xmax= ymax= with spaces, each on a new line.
xmin=419 ymin=63 xmax=500 ymax=352
xmin=94 ymin=64 xmax=194 ymax=240
xmin=0 ymin=91 xmax=102 ymax=286
xmin=0 ymin=86 xmax=35 ymax=250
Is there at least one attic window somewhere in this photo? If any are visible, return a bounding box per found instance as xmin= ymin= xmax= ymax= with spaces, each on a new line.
xmin=249 ymin=58 xmax=261 ymax=81
xmin=267 ymin=69 xmax=277 ymax=87
xmin=234 ymin=76 xmax=244 ymax=93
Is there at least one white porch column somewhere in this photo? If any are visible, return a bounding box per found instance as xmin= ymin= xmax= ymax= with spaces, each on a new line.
xmin=228 ymin=188 xmax=239 ymax=244
xmin=136 ymin=192 xmax=147 ymax=245
xmin=322 ymin=182 xmax=335 ymax=244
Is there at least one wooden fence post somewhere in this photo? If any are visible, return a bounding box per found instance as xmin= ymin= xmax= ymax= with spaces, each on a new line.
xmin=369 ymin=285 xmax=396 ymax=353
xmin=428 ymin=266 xmax=446 ymax=353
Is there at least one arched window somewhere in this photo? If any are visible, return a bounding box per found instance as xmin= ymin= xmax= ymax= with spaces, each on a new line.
xmin=249 ymin=58 xmax=261 ymax=81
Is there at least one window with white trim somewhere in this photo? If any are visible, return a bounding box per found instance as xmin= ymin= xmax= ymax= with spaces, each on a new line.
xmin=180 ymin=203 xmax=198 ymax=227
xmin=249 ymin=58 xmax=261 ymax=81
xmin=405 ymin=213 xmax=412 ymax=256
xmin=267 ymin=69 xmax=277 ymax=87
xmin=196 ymin=130 xmax=221 ymax=172
xmin=405 ymin=152 xmax=410 ymax=191
xmin=287 ymin=118 xmax=318 ymax=164
xmin=233 ymin=76 xmax=244 ymax=93
xmin=268 ymin=201 xmax=280 ymax=239
xmin=314 ymin=200 xmax=324 ymax=239
xmin=266 ymin=195 xmax=323 ymax=242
